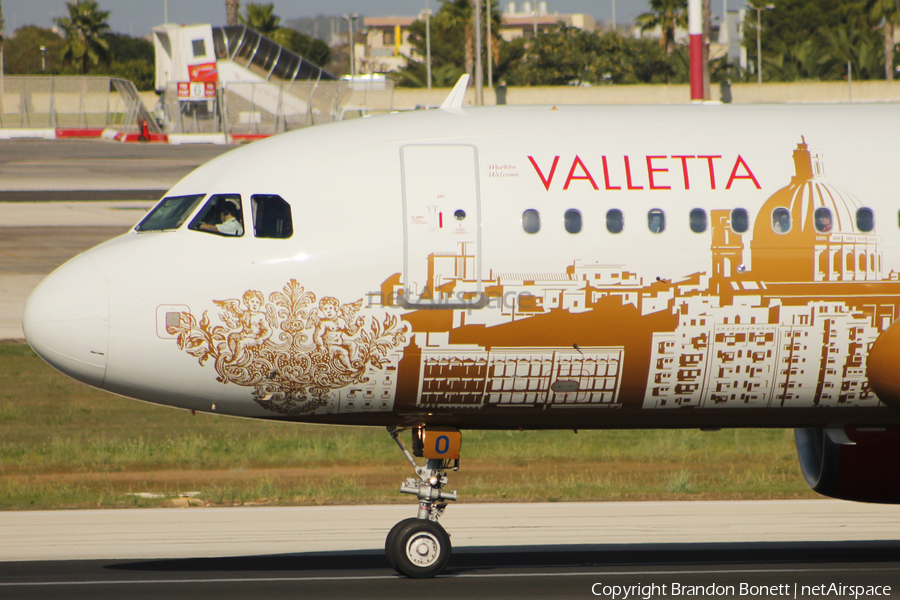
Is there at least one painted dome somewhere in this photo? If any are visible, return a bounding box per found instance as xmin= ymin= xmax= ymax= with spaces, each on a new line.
xmin=750 ymin=138 xmax=880 ymax=283
xmin=754 ymin=138 xmax=865 ymax=239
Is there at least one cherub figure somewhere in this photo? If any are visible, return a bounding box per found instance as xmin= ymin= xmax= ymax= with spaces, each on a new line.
xmin=311 ymin=296 xmax=364 ymax=371
xmin=215 ymin=290 xmax=277 ymax=364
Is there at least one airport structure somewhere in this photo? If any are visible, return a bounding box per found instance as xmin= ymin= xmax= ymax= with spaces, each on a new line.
xmin=153 ymin=24 xmax=394 ymax=138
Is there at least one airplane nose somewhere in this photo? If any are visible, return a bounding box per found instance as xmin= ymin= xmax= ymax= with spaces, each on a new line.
xmin=23 ymin=254 xmax=109 ymax=389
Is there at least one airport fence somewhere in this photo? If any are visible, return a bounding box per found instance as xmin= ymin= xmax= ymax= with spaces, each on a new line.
xmin=161 ymin=80 xmax=395 ymax=135
xmin=0 ymin=76 xmax=161 ymax=133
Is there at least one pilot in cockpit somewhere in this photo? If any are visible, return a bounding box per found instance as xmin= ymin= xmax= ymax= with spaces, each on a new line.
xmin=198 ymin=198 xmax=244 ymax=236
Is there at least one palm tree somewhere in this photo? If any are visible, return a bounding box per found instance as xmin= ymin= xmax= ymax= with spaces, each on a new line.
xmin=636 ymin=0 xmax=687 ymax=55
xmin=54 ymin=0 xmax=110 ymax=75
xmin=871 ymin=0 xmax=900 ymax=81
xmin=225 ymin=0 xmax=241 ymax=27
xmin=239 ymin=2 xmax=280 ymax=37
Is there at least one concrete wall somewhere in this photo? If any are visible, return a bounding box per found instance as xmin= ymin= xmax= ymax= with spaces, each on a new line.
xmin=392 ymin=80 xmax=900 ymax=110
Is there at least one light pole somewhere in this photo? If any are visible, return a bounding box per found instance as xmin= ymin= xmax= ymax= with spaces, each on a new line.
xmin=611 ymin=0 xmax=616 ymax=33
xmin=753 ymin=3 xmax=774 ymax=85
xmin=422 ymin=1 xmax=432 ymax=90
xmin=40 ymin=46 xmax=46 ymax=72
xmin=342 ymin=14 xmax=359 ymax=78
xmin=474 ymin=0 xmax=483 ymax=106
xmin=486 ymin=0 xmax=492 ymax=88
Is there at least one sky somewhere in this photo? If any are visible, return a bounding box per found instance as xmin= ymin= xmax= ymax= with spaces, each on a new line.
xmin=6 ymin=0 xmax=749 ymax=38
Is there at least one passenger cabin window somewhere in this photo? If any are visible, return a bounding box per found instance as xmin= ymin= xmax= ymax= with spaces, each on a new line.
xmin=689 ymin=209 xmax=707 ymax=233
xmin=564 ymin=209 xmax=582 ymax=234
xmin=522 ymin=209 xmax=540 ymax=234
xmin=251 ymin=194 xmax=293 ymax=238
xmin=648 ymin=209 xmax=666 ymax=233
xmin=731 ymin=208 xmax=749 ymax=233
xmin=188 ymin=194 xmax=244 ymax=236
xmin=814 ymin=207 xmax=833 ymax=233
xmin=772 ymin=208 xmax=791 ymax=234
xmin=135 ymin=194 xmax=205 ymax=232
xmin=606 ymin=209 xmax=623 ymax=234
xmin=857 ymin=207 xmax=874 ymax=232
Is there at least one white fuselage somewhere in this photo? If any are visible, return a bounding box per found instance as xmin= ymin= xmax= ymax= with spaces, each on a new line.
xmin=24 ymin=104 xmax=900 ymax=430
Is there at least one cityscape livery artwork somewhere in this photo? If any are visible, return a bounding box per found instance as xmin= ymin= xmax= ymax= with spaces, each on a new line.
xmin=169 ymin=139 xmax=894 ymax=416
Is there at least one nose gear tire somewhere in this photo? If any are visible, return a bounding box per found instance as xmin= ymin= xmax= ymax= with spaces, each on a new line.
xmin=386 ymin=517 xmax=451 ymax=578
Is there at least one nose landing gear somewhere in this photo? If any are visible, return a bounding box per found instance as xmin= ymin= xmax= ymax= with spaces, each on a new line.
xmin=385 ymin=426 xmax=461 ymax=578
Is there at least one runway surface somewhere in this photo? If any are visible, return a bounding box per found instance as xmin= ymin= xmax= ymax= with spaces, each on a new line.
xmin=0 ymin=138 xmax=230 ymax=193
xmin=2 ymin=501 xmax=899 ymax=599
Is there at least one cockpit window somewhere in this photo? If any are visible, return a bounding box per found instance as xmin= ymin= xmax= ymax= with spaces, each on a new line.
xmin=188 ymin=194 xmax=244 ymax=236
xmin=135 ymin=194 xmax=205 ymax=232
xmin=251 ymin=195 xmax=293 ymax=239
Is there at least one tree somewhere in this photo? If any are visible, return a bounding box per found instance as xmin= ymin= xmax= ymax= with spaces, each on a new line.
xmin=871 ymin=0 xmax=900 ymax=81
xmin=238 ymin=2 xmax=329 ymax=67
xmin=636 ymin=0 xmax=687 ymax=55
xmin=506 ymin=27 xmax=673 ymax=86
xmin=398 ymin=0 xmax=502 ymax=87
xmin=818 ymin=22 xmax=884 ymax=81
xmin=733 ymin=0 xmax=899 ymax=82
xmin=54 ymin=0 xmax=111 ymax=75
xmin=277 ymin=28 xmax=330 ymax=67
xmin=3 ymin=26 xmax=65 ymax=74
xmin=239 ymin=2 xmax=280 ymax=37
xmin=225 ymin=0 xmax=241 ymax=27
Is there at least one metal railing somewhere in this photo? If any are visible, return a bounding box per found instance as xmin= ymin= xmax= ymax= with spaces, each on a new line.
xmin=0 ymin=76 xmax=160 ymax=133
xmin=162 ymin=80 xmax=395 ymax=135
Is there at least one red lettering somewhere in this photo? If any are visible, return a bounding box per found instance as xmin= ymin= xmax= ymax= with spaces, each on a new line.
xmin=624 ymin=156 xmax=643 ymax=190
xmin=671 ymin=155 xmax=695 ymax=190
xmin=646 ymin=156 xmax=670 ymax=190
xmin=563 ymin=155 xmax=598 ymax=190
xmin=602 ymin=156 xmax=620 ymax=190
xmin=697 ymin=155 xmax=721 ymax=190
xmin=726 ymin=155 xmax=761 ymax=189
xmin=528 ymin=155 xmax=559 ymax=191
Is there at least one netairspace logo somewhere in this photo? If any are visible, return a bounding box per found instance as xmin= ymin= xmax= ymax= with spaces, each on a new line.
xmin=590 ymin=583 xmax=892 ymax=599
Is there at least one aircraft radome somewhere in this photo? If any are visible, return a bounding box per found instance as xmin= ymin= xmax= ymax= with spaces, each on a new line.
xmin=23 ymin=76 xmax=900 ymax=578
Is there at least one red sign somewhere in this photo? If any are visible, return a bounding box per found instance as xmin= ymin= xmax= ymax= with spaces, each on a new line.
xmin=189 ymin=62 xmax=218 ymax=83
xmin=177 ymin=81 xmax=216 ymax=101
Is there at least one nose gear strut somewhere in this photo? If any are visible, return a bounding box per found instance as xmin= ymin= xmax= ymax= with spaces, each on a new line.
xmin=385 ymin=426 xmax=461 ymax=578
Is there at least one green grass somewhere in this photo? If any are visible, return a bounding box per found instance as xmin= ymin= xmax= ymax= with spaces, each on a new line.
xmin=0 ymin=342 xmax=816 ymax=509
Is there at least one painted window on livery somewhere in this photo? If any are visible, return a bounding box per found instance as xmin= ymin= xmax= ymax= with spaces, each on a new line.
xmin=522 ymin=209 xmax=540 ymax=234
xmin=252 ymin=195 xmax=293 ymax=239
xmin=135 ymin=194 xmax=205 ymax=232
xmin=564 ymin=209 xmax=582 ymax=234
xmin=648 ymin=209 xmax=665 ymax=233
xmin=772 ymin=208 xmax=791 ymax=234
xmin=689 ymin=209 xmax=707 ymax=233
xmin=814 ymin=207 xmax=833 ymax=233
xmin=606 ymin=209 xmax=623 ymax=233
xmin=856 ymin=208 xmax=874 ymax=232
xmin=731 ymin=208 xmax=749 ymax=233
xmin=188 ymin=194 xmax=245 ymax=237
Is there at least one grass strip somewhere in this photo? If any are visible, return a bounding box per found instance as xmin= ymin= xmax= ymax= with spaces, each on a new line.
xmin=0 ymin=343 xmax=815 ymax=510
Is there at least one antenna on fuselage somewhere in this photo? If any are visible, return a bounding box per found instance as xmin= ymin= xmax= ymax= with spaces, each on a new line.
xmin=440 ymin=74 xmax=470 ymax=116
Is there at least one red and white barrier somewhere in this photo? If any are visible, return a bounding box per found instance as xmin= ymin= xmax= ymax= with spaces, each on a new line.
xmin=689 ymin=0 xmax=703 ymax=102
